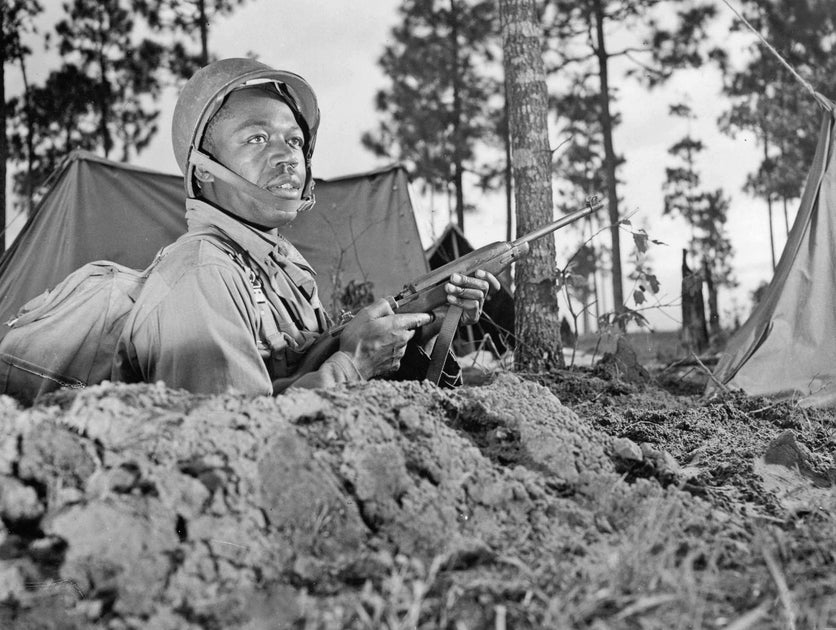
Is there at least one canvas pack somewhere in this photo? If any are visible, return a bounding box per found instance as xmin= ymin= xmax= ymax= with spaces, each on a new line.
xmin=0 ymin=230 xmax=272 ymax=405
xmin=0 ymin=260 xmax=152 ymax=405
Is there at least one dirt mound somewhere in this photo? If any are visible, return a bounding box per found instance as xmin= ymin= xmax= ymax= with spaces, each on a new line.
xmin=0 ymin=373 xmax=619 ymax=628
xmin=5 ymin=370 xmax=836 ymax=628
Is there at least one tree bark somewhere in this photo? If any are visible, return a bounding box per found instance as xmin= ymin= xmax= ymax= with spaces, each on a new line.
xmin=591 ymin=0 xmax=624 ymax=326
xmin=499 ymin=0 xmax=563 ymax=371
xmin=681 ymin=250 xmax=708 ymax=353
xmin=703 ymin=257 xmax=720 ymax=337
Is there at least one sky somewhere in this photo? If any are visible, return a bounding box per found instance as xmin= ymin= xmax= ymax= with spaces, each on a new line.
xmin=6 ymin=0 xmax=812 ymax=332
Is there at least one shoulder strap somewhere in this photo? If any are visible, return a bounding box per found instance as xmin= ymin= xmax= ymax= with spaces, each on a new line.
xmin=426 ymin=305 xmax=462 ymax=386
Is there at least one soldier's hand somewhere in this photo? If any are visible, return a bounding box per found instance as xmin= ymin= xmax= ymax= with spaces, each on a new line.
xmin=339 ymin=298 xmax=432 ymax=379
xmin=445 ymin=269 xmax=500 ymax=326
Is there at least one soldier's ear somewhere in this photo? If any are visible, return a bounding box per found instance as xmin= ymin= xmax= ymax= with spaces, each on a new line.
xmin=194 ymin=165 xmax=214 ymax=183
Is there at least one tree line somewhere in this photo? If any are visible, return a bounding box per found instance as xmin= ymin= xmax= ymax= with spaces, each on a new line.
xmin=364 ymin=0 xmax=836 ymax=342
xmin=2 ymin=0 xmax=836 ymax=362
xmin=1 ymin=0 xmax=248 ymax=248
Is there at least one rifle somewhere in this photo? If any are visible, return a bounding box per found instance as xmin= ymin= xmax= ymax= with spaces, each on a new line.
xmin=294 ymin=196 xmax=602 ymax=385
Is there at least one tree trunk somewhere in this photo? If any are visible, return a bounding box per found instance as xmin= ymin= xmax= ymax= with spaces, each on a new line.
xmin=503 ymin=76 xmax=513 ymax=242
xmin=198 ymin=0 xmax=209 ymax=66
xmin=766 ymin=196 xmax=776 ymax=269
xmin=18 ymin=52 xmax=34 ymax=218
xmin=681 ymin=250 xmax=708 ymax=353
xmin=0 ymin=3 xmax=7 ymax=255
xmin=499 ymin=0 xmax=563 ymax=371
xmin=450 ymin=0 xmax=465 ymax=231
xmin=591 ymin=0 xmax=624 ymax=327
xmin=703 ymin=257 xmax=720 ymax=337
xmin=95 ymin=4 xmax=112 ymax=158
xmin=761 ymin=123 xmax=775 ymax=269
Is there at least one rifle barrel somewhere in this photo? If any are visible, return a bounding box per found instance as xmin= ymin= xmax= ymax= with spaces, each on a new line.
xmin=511 ymin=199 xmax=604 ymax=248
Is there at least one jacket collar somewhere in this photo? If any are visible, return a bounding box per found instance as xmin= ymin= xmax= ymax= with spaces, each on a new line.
xmin=185 ymin=199 xmax=316 ymax=275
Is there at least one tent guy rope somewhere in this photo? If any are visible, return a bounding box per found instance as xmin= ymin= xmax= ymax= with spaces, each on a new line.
xmin=719 ymin=0 xmax=832 ymax=111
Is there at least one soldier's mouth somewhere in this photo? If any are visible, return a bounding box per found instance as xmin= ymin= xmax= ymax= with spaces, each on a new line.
xmin=266 ymin=182 xmax=301 ymax=197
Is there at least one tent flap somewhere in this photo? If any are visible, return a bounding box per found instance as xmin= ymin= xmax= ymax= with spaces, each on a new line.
xmin=711 ymin=109 xmax=836 ymax=407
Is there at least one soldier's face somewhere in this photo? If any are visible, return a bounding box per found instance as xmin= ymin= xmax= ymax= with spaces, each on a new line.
xmin=199 ymin=88 xmax=307 ymax=228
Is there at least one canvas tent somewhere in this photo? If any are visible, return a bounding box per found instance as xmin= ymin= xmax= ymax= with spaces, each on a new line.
xmin=0 ymin=151 xmax=427 ymax=329
xmin=711 ymin=100 xmax=836 ymax=407
xmin=425 ymin=223 xmax=515 ymax=355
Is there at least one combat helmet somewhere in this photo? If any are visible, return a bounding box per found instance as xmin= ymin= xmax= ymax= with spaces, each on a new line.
xmin=172 ymin=57 xmax=321 ymax=218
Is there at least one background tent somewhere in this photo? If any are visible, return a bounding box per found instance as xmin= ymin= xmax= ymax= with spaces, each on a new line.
xmin=425 ymin=223 xmax=515 ymax=355
xmin=0 ymin=151 xmax=427 ymax=328
xmin=710 ymin=101 xmax=836 ymax=407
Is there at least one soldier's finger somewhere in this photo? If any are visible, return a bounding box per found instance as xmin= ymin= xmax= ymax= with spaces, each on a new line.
xmin=393 ymin=312 xmax=433 ymax=331
xmin=449 ymin=287 xmax=488 ymax=301
xmin=449 ymin=273 xmax=490 ymax=292
xmin=474 ymin=269 xmax=501 ymax=294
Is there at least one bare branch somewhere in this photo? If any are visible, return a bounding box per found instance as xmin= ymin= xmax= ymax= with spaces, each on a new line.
xmin=609 ymin=46 xmax=654 ymax=57
xmin=620 ymin=50 xmax=668 ymax=80
xmin=552 ymin=52 xmax=597 ymax=68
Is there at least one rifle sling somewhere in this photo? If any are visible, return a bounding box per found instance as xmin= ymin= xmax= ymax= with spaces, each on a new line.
xmin=426 ymin=305 xmax=462 ymax=386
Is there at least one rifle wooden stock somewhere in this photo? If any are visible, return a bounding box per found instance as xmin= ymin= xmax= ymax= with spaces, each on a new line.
xmin=290 ymin=196 xmax=602 ymax=380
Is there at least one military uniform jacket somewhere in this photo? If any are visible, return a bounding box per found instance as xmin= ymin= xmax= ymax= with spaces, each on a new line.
xmin=113 ymin=200 xmax=363 ymax=395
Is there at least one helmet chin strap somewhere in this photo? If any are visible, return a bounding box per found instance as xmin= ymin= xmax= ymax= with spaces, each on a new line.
xmin=189 ymin=149 xmax=315 ymax=222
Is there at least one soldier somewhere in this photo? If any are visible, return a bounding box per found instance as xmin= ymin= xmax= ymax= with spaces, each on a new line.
xmin=114 ymin=58 xmax=497 ymax=395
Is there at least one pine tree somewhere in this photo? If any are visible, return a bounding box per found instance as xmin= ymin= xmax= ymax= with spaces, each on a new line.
xmin=363 ymin=0 xmax=501 ymax=232
xmin=500 ymin=0 xmax=563 ymax=370
xmin=1 ymin=0 xmax=42 ymax=252
xmin=546 ymin=0 xmax=718 ymax=327
xmin=663 ymin=102 xmax=734 ymax=337
xmin=135 ymin=0 xmax=250 ymax=78
xmin=55 ymin=0 xmax=165 ymax=161
xmin=6 ymin=0 xmax=166 ymax=211
xmin=719 ymin=0 xmax=836 ymax=272
xmin=552 ymin=78 xmax=615 ymax=324
xmin=7 ymin=65 xmax=100 ymax=206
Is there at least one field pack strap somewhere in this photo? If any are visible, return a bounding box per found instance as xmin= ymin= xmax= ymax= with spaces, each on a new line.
xmin=426 ymin=305 xmax=462 ymax=386
xmin=237 ymin=259 xmax=285 ymax=351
